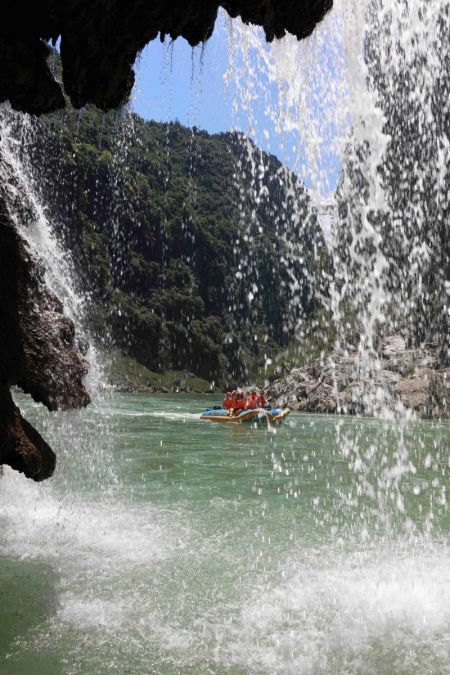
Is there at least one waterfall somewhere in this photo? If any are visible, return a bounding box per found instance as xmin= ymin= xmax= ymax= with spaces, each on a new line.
xmin=0 ymin=101 xmax=123 ymax=493
xmin=0 ymin=2 xmax=446 ymax=529
xmin=222 ymin=0 xmax=449 ymax=533
xmin=0 ymin=4 xmax=448 ymax=672
xmin=224 ymin=0 xmax=449 ymax=361
xmin=0 ymin=108 xmax=79 ymax=316
xmin=0 ymin=103 xmax=106 ymax=393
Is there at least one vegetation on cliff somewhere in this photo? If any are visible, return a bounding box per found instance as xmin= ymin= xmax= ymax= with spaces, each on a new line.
xmin=21 ymin=94 xmax=323 ymax=386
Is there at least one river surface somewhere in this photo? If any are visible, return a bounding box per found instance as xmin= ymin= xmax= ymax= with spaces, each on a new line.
xmin=0 ymin=393 xmax=449 ymax=674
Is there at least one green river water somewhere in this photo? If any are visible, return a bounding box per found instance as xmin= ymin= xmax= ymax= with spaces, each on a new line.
xmin=0 ymin=393 xmax=449 ymax=674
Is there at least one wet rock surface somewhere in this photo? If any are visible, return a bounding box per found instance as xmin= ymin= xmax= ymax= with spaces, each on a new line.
xmin=0 ymin=153 xmax=90 ymax=480
xmin=268 ymin=334 xmax=450 ymax=419
xmin=0 ymin=0 xmax=332 ymax=114
xmin=0 ymin=388 xmax=56 ymax=482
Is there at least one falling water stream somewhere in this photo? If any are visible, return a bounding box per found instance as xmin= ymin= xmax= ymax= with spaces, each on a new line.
xmin=0 ymin=1 xmax=449 ymax=673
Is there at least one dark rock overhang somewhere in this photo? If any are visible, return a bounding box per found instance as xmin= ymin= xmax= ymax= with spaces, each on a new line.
xmin=0 ymin=152 xmax=90 ymax=481
xmin=0 ymin=0 xmax=333 ymax=115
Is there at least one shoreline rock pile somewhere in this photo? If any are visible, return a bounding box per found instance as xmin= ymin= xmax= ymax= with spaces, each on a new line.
xmin=267 ymin=334 xmax=449 ymax=419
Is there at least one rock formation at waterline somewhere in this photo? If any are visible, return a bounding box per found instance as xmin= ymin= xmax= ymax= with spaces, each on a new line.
xmin=0 ymin=153 xmax=90 ymax=481
xmin=268 ymin=334 xmax=450 ymax=419
xmin=0 ymin=0 xmax=332 ymax=115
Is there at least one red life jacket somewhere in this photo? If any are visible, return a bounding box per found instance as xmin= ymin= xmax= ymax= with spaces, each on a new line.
xmin=247 ymin=394 xmax=258 ymax=410
xmin=224 ymin=398 xmax=232 ymax=409
xmin=235 ymin=396 xmax=246 ymax=410
xmin=258 ymin=393 xmax=267 ymax=407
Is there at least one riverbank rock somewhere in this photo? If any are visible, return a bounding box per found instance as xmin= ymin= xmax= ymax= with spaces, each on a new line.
xmin=0 ymin=0 xmax=332 ymax=115
xmin=0 ymin=153 xmax=90 ymax=481
xmin=267 ymin=334 xmax=450 ymax=419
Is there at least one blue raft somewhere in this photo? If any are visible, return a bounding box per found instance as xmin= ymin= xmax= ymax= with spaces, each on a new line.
xmin=200 ymin=407 xmax=290 ymax=425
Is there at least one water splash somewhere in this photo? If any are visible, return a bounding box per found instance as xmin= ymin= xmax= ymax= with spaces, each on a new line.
xmin=0 ymin=103 xmax=106 ymax=393
xmin=222 ymin=0 xmax=449 ymax=533
xmin=0 ymin=5 xmax=448 ymax=671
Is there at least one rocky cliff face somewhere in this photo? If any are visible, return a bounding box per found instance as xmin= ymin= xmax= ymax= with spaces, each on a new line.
xmin=0 ymin=0 xmax=332 ymax=115
xmin=268 ymin=334 xmax=450 ymax=419
xmin=0 ymin=151 xmax=90 ymax=481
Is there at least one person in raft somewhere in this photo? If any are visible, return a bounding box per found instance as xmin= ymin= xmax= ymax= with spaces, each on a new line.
xmin=258 ymin=389 xmax=268 ymax=408
xmin=230 ymin=388 xmax=247 ymax=415
xmin=223 ymin=387 xmax=233 ymax=410
xmin=246 ymin=388 xmax=269 ymax=409
xmin=246 ymin=388 xmax=259 ymax=410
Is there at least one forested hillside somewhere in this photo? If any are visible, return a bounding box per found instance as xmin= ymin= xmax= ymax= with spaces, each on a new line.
xmin=21 ymin=99 xmax=323 ymax=385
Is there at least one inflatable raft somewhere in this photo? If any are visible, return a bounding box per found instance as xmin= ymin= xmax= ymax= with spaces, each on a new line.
xmin=200 ymin=407 xmax=290 ymax=425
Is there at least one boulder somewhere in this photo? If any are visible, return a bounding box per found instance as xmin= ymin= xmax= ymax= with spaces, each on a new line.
xmin=0 ymin=388 xmax=56 ymax=481
xmin=267 ymin=336 xmax=450 ymax=419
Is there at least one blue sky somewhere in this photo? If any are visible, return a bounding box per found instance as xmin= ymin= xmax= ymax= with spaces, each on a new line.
xmin=132 ymin=21 xmax=232 ymax=136
xmin=131 ymin=15 xmax=343 ymax=196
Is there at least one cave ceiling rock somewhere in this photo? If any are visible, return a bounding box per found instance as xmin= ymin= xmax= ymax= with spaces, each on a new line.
xmin=1 ymin=0 xmax=333 ymax=114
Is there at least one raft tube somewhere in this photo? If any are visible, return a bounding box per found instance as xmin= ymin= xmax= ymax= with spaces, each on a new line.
xmin=200 ymin=407 xmax=290 ymax=425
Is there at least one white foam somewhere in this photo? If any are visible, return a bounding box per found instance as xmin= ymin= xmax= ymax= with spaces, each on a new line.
xmin=56 ymin=596 xmax=126 ymax=630
xmin=130 ymin=410 xmax=202 ymax=421
xmin=50 ymin=538 xmax=450 ymax=673
xmin=208 ymin=544 xmax=450 ymax=673
xmin=3 ymin=458 xmax=448 ymax=673
xmin=0 ymin=468 xmax=187 ymax=570
xmin=92 ymin=405 xmax=202 ymax=422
